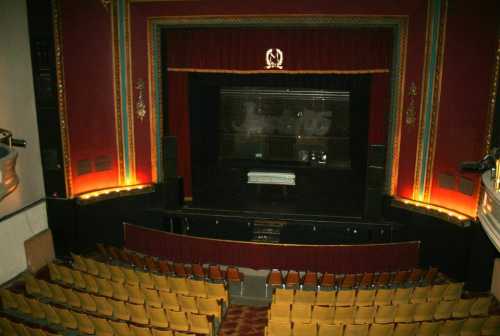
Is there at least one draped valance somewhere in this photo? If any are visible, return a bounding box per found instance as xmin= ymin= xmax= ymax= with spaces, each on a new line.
xmin=164 ymin=28 xmax=393 ymax=73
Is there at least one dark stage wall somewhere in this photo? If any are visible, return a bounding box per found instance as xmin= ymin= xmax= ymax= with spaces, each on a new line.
xmin=50 ymin=0 xmax=499 ymax=220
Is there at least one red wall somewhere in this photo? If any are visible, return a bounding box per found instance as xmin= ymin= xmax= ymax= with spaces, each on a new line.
xmin=58 ymin=0 xmax=499 ymax=217
xmin=60 ymin=0 xmax=119 ymax=195
xmin=430 ymin=0 xmax=499 ymax=216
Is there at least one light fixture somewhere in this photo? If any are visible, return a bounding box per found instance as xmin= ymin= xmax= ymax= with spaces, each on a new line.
xmin=392 ymin=196 xmax=472 ymax=226
xmin=76 ymin=183 xmax=154 ymax=204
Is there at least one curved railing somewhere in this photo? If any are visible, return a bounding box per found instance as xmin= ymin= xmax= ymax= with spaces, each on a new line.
xmin=124 ymin=223 xmax=420 ymax=273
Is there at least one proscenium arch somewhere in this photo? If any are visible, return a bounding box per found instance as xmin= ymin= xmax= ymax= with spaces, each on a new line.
xmin=146 ymin=16 xmax=408 ymax=195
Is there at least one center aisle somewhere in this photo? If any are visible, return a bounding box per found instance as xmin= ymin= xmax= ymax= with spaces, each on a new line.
xmin=219 ymin=305 xmax=268 ymax=336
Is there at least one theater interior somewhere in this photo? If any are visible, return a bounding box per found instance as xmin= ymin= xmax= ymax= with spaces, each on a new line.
xmin=1 ymin=0 xmax=500 ymax=335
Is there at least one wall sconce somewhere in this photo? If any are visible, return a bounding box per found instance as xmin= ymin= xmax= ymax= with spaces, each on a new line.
xmin=405 ymin=82 xmax=417 ymax=126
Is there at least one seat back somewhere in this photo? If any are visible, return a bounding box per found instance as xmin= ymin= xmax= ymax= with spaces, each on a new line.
xmin=392 ymin=270 xmax=410 ymax=287
xmin=274 ymin=288 xmax=294 ymax=304
xmin=311 ymin=305 xmax=334 ymax=324
xmin=393 ymin=287 xmax=413 ymax=305
xmin=374 ymin=272 xmax=391 ymax=287
xmin=411 ymin=286 xmax=431 ymax=304
xmin=285 ymin=270 xmax=301 ymax=288
xmin=356 ymin=289 xmax=376 ymax=306
xmin=374 ymin=288 xmax=395 ymax=306
xmin=414 ymin=302 xmax=437 ymax=322
xmin=208 ymin=265 xmax=224 ymax=281
xmin=368 ymin=323 xmax=395 ymax=336
xmin=395 ymin=303 xmax=416 ymax=323
xmin=178 ymin=294 xmax=199 ymax=313
xmin=433 ymin=300 xmax=457 ymax=320
xmin=359 ymin=273 xmax=375 ymax=288
xmin=469 ymin=296 xmax=492 ymax=316
xmin=438 ymin=319 xmax=465 ymax=336
xmin=345 ymin=324 xmax=369 ymax=336
xmin=291 ymin=303 xmax=312 ymax=323
xmin=166 ymin=309 xmax=189 ymax=332
xmin=374 ymin=305 xmax=397 ymax=324
xmin=354 ymin=305 xmax=376 ymax=325
xmin=302 ymin=271 xmax=318 ymax=288
xmin=109 ymin=320 xmax=132 ymax=336
xmin=293 ymin=321 xmax=317 ymax=336
xmin=188 ymin=312 xmax=211 ymax=334
xmin=336 ymin=289 xmax=356 ymax=307
xmin=187 ymin=278 xmax=207 ymax=298
xmin=294 ymin=290 xmax=316 ymax=305
xmin=443 ymin=282 xmax=464 ymax=301
xmin=333 ymin=306 xmax=355 ymax=324
xmin=318 ymin=323 xmax=343 ymax=336
xmin=269 ymin=302 xmax=291 ymax=322
xmin=316 ymin=290 xmax=336 ymax=306
xmin=416 ymin=321 xmax=443 ymax=336
xmin=319 ymin=272 xmax=336 ymax=289
xmin=341 ymin=274 xmax=357 ymax=289
xmin=393 ymin=322 xmax=419 ymax=336
xmin=266 ymin=320 xmax=292 ymax=336
xmin=268 ymin=269 xmax=284 ymax=287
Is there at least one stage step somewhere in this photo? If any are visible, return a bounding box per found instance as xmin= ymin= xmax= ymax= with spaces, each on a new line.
xmin=252 ymin=220 xmax=286 ymax=243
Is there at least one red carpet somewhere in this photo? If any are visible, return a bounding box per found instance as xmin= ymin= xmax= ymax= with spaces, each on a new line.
xmin=219 ymin=305 xmax=268 ymax=336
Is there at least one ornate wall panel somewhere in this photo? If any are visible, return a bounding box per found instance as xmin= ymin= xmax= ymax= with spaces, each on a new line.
xmin=54 ymin=0 xmax=499 ymax=217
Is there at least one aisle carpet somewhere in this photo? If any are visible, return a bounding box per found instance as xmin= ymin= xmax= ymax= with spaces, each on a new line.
xmin=219 ymin=305 xmax=268 ymax=336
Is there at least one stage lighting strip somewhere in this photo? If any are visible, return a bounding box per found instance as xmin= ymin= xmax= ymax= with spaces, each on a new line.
xmin=76 ymin=184 xmax=154 ymax=204
xmin=392 ymin=196 xmax=472 ymax=225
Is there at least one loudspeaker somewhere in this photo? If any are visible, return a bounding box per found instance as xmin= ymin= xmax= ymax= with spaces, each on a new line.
xmin=163 ymin=136 xmax=177 ymax=178
xmin=161 ymin=177 xmax=184 ymax=209
xmin=364 ymin=144 xmax=386 ymax=220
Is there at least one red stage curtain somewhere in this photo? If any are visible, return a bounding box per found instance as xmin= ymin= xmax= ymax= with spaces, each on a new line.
xmin=165 ymin=28 xmax=393 ymax=73
xmin=165 ymin=28 xmax=394 ymax=197
xmin=124 ymin=223 xmax=419 ymax=273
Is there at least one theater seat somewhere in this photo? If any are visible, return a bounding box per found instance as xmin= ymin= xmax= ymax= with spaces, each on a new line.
xmin=319 ymin=272 xmax=336 ymax=290
xmin=267 ymin=269 xmax=284 ymax=297
xmin=284 ymin=270 xmax=301 ymax=289
xmin=130 ymin=325 xmax=153 ymax=336
xmin=226 ymin=266 xmax=244 ymax=295
xmin=188 ymin=312 xmax=212 ymax=335
xmin=89 ymin=316 xmax=114 ymax=336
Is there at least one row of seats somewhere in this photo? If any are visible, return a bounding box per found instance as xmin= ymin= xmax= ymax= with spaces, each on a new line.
xmin=21 ymin=277 xmax=223 ymax=321
xmin=266 ymin=268 xmax=441 ymax=291
xmin=272 ymin=283 xmax=466 ymax=307
xmin=264 ymin=317 xmax=500 ymax=336
xmin=1 ymin=288 xmax=213 ymax=335
xmin=46 ymin=263 xmax=229 ymax=305
xmin=267 ymin=299 xmax=492 ymax=325
xmin=0 ymin=316 xmax=61 ymax=336
xmin=95 ymin=246 xmax=245 ymax=288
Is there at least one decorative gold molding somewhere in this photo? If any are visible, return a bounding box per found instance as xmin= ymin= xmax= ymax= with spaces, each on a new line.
xmin=147 ymin=21 xmax=157 ymax=182
xmin=146 ymin=15 xmax=408 ymax=195
xmin=52 ymin=0 xmax=73 ymax=197
xmin=388 ymin=18 xmax=408 ymax=196
xmin=111 ymin=1 xmax=125 ymax=185
xmin=413 ymin=0 xmax=447 ymax=202
xmin=391 ymin=196 xmax=472 ymax=227
xmin=135 ymin=79 xmax=147 ymax=121
xmin=423 ymin=0 xmax=447 ymax=203
xmin=483 ymin=36 xmax=500 ymax=155
xmin=167 ymin=67 xmax=390 ymax=74
xmin=125 ymin=0 xmax=136 ymax=184
xmin=405 ymin=82 xmax=417 ymax=126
